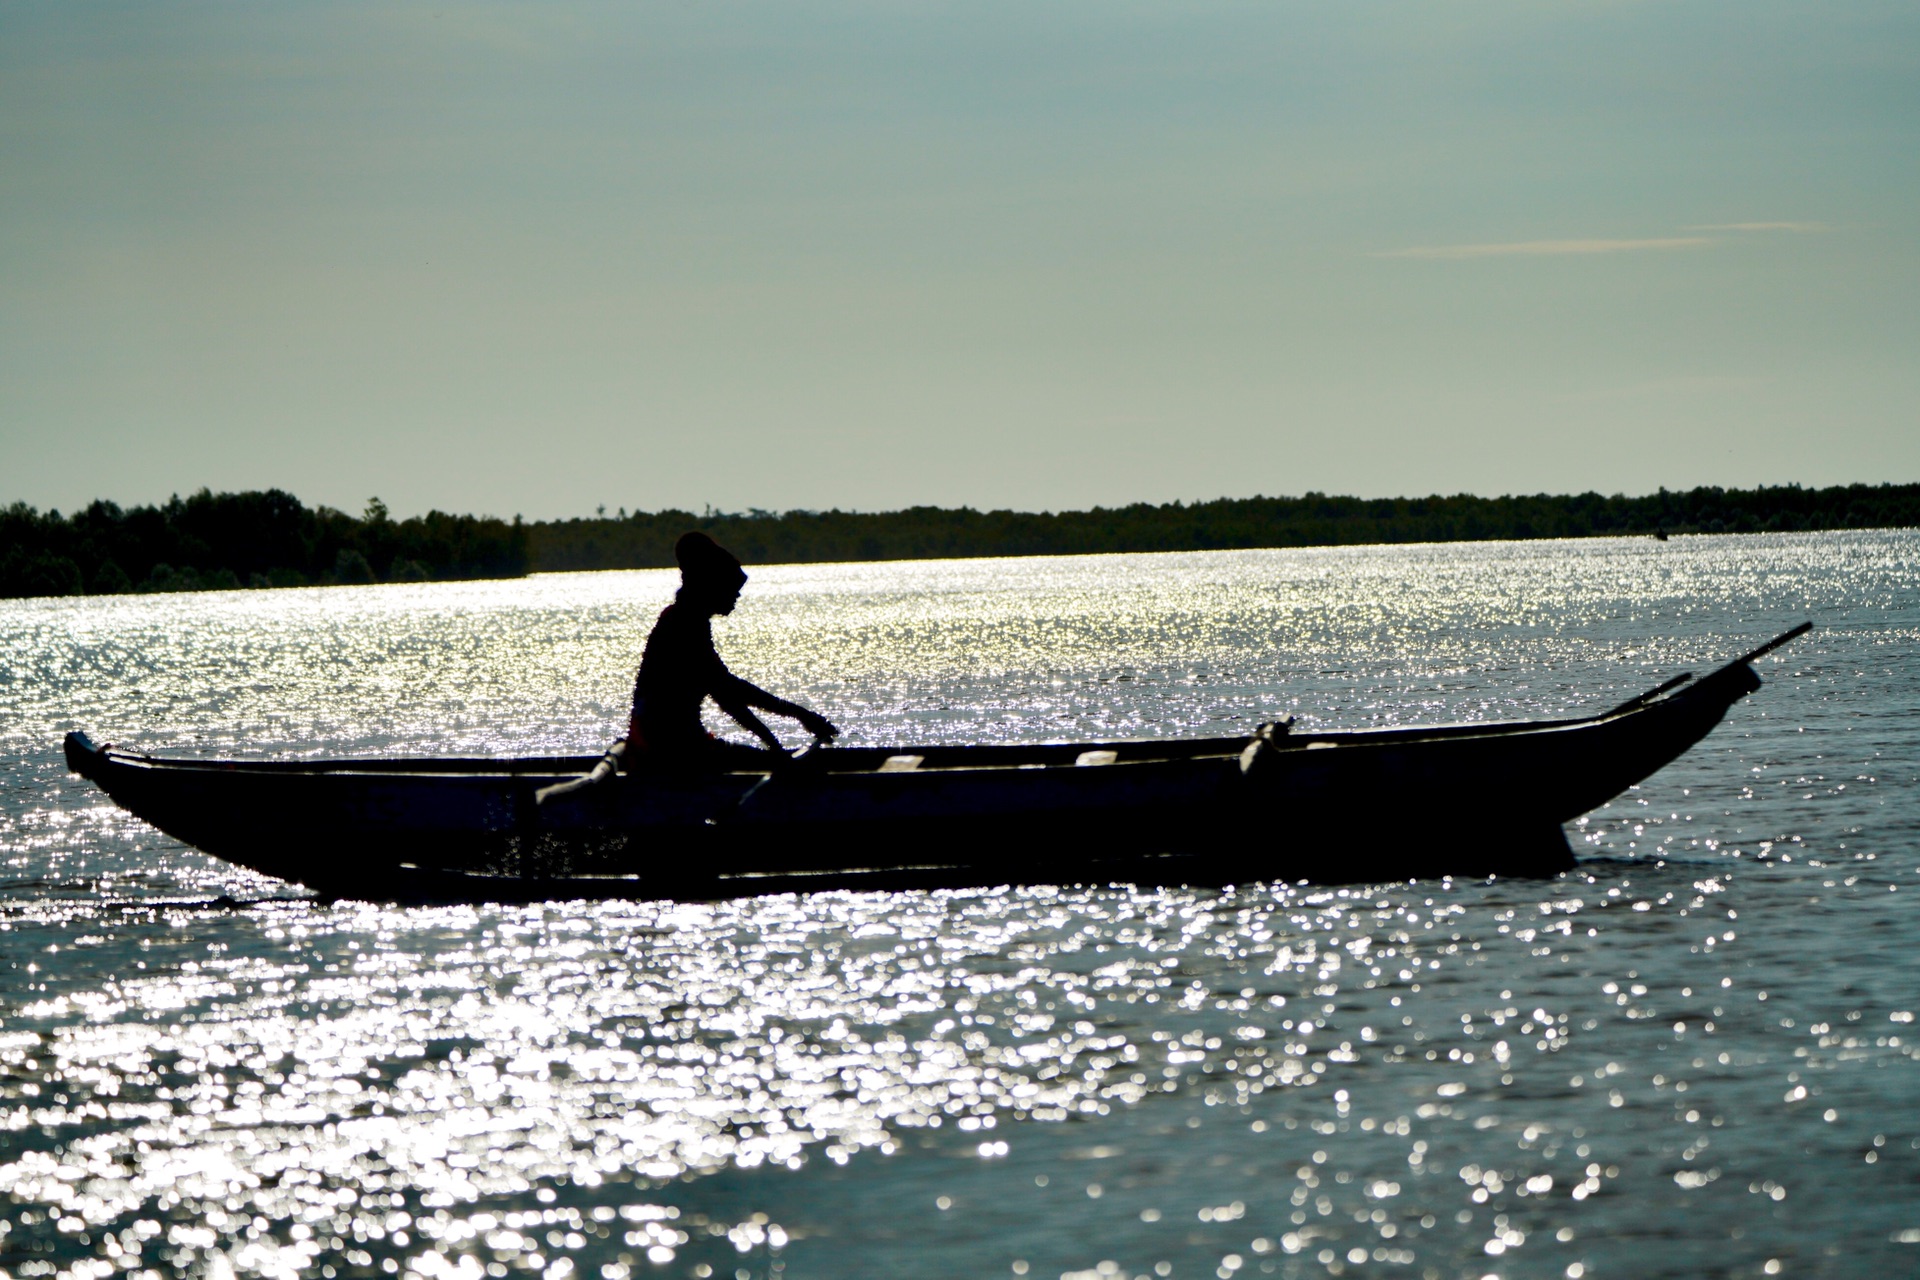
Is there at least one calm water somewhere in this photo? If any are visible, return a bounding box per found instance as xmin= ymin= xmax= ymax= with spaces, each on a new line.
xmin=1 ymin=532 xmax=1916 ymax=1280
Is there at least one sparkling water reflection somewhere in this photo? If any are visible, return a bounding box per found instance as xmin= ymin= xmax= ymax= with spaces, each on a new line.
xmin=1 ymin=533 xmax=1917 ymax=1278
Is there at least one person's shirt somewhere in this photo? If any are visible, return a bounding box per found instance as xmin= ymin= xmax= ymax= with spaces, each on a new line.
xmin=631 ymin=599 xmax=729 ymax=750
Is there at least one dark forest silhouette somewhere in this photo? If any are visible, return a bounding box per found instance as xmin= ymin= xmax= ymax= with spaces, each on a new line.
xmin=536 ymin=483 xmax=1920 ymax=573
xmin=3 ymin=482 xmax=1917 ymax=598
xmin=0 ymin=491 xmax=528 ymax=598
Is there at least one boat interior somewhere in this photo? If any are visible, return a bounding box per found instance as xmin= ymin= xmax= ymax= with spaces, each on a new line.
xmin=72 ymin=687 xmax=1658 ymax=780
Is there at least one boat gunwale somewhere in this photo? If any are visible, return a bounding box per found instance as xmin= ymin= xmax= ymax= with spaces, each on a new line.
xmin=69 ymin=684 xmax=1700 ymax=783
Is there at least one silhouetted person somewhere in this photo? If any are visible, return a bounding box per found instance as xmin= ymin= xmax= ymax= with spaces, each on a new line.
xmin=627 ymin=532 xmax=839 ymax=769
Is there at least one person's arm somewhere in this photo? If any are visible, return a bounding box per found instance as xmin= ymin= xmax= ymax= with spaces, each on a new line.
xmin=715 ymin=693 xmax=787 ymax=753
xmin=714 ymin=671 xmax=840 ymax=742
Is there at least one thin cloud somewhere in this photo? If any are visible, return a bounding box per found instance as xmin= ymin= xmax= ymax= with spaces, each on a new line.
xmin=1375 ymin=237 xmax=1712 ymax=260
xmin=1685 ymin=221 xmax=1826 ymax=232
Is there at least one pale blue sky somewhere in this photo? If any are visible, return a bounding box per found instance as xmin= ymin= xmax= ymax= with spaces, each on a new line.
xmin=3 ymin=1 xmax=1915 ymax=518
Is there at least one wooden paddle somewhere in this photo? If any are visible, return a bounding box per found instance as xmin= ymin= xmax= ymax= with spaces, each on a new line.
xmin=1600 ymin=672 xmax=1694 ymax=718
xmin=536 ymin=733 xmax=828 ymax=813
xmin=1725 ymin=620 xmax=1813 ymax=667
xmin=712 ymin=735 xmax=832 ymax=824
xmin=1598 ymin=621 xmax=1813 ymax=719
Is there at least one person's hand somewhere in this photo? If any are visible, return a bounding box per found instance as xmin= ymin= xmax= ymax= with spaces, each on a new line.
xmin=797 ymin=710 xmax=841 ymax=742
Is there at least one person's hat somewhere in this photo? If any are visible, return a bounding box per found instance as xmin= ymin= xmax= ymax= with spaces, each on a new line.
xmin=675 ymin=531 xmax=746 ymax=586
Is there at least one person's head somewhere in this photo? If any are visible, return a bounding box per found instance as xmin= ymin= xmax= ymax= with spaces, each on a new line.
xmin=675 ymin=531 xmax=747 ymax=615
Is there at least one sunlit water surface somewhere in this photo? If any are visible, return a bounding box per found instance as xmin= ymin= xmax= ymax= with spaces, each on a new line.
xmin=1 ymin=533 xmax=1917 ymax=1279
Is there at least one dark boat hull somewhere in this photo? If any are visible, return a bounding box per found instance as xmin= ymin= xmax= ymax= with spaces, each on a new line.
xmin=62 ymin=628 xmax=1804 ymax=902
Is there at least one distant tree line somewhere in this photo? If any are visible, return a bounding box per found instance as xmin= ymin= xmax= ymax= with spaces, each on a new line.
xmin=3 ymin=482 xmax=1916 ymax=599
xmin=531 ymin=483 xmax=1920 ymax=572
xmin=0 ymin=489 xmax=528 ymax=598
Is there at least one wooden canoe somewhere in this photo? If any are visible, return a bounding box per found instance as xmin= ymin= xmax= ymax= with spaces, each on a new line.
xmin=62 ymin=624 xmax=1810 ymax=903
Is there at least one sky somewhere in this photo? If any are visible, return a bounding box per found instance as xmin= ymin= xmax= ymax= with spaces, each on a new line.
xmin=2 ymin=0 xmax=1915 ymax=520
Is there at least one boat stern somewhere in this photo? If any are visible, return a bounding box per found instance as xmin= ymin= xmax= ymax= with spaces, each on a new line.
xmin=64 ymin=731 xmax=104 ymax=781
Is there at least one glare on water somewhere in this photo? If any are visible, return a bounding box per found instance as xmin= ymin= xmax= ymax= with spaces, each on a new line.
xmin=0 ymin=532 xmax=1916 ymax=1278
